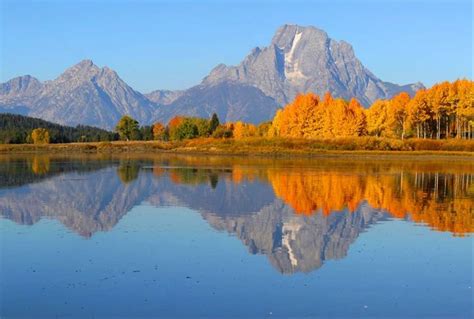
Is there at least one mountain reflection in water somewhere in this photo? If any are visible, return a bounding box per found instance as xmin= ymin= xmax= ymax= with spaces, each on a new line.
xmin=0 ymin=154 xmax=472 ymax=274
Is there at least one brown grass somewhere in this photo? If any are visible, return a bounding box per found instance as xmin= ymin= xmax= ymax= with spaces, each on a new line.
xmin=1 ymin=137 xmax=473 ymax=157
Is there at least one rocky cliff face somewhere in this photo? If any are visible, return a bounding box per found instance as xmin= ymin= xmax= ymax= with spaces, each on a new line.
xmin=203 ymin=24 xmax=423 ymax=106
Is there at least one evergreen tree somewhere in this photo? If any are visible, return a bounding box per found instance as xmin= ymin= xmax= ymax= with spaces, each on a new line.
xmin=209 ymin=113 xmax=220 ymax=134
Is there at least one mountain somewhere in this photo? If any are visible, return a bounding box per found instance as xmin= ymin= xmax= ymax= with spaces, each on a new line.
xmin=155 ymin=82 xmax=280 ymax=124
xmin=0 ymin=75 xmax=43 ymax=114
xmin=152 ymin=24 xmax=423 ymax=123
xmin=0 ymin=60 xmax=157 ymax=130
xmin=0 ymin=74 xmax=42 ymax=97
xmin=145 ymin=89 xmax=184 ymax=105
xmin=0 ymin=24 xmax=424 ymax=128
xmin=203 ymin=24 xmax=424 ymax=106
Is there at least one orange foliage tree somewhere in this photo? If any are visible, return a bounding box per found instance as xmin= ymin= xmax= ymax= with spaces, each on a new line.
xmin=366 ymin=100 xmax=389 ymax=137
xmin=270 ymin=80 xmax=472 ymax=140
xmin=271 ymin=93 xmax=367 ymax=138
xmin=232 ymin=121 xmax=257 ymax=139
xmin=387 ymin=92 xmax=411 ymax=139
xmin=152 ymin=122 xmax=166 ymax=140
xmin=167 ymin=116 xmax=185 ymax=140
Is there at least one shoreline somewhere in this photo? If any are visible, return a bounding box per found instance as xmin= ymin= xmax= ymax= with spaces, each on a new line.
xmin=1 ymin=138 xmax=473 ymax=159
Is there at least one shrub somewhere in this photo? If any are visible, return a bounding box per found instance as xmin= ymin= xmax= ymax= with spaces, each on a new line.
xmin=30 ymin=128 xmax=50 ymax=144
xmin=171 ymin=119 xmax=199 ymax=140
xmin=212 ymin=125 xmax=233 ymax=138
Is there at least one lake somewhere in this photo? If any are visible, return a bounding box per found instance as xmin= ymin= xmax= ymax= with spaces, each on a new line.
xmin=0 ymin=154 xmax=472 ymax=318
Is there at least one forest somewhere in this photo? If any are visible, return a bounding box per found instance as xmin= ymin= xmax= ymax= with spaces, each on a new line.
xmin=1 ymin=79 xmax=472 ymax=146
xmin=119 ymin=79 xmax=474 ymax=143
xmin=0 ymin=114 xmax=118 ymax=144
xmin=269 ymin=79 xmax=473 ymax=140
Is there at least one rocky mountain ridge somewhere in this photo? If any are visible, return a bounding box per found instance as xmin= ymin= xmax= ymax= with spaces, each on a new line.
xmin=0 ymin=24 xmax=424 ymax=129
xmin=203 ymin=24 xmax=423 ymax=106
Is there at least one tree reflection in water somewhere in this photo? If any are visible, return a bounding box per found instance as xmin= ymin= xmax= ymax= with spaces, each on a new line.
xmin=0 ymin=154 xmax=472 ymax=273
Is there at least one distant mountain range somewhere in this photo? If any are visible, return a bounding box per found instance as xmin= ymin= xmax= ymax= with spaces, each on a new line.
xmin=0 ymin=60 xmax=155 ymax=130
xmin=0 ymin=24 xmax=424 ymax=130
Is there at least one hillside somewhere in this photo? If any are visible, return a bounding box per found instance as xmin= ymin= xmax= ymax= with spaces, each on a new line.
xmin=0 ymin=113 xmax=117 ymax=144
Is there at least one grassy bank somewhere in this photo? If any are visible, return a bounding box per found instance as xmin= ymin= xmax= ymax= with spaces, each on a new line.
xmin=1 ymin=137 xmax=473 ymax=157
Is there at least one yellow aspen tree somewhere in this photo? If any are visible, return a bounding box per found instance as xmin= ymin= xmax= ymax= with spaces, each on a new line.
xmin=388 ymin=92 xmax=411 ymax=139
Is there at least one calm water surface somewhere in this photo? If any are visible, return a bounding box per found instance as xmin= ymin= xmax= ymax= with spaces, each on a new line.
xmin=0 ymin=154 xmax=473 ymax=318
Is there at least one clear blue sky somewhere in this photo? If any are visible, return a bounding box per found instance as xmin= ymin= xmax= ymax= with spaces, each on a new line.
xmin=1 ymin=0 xmax=471 ymax=92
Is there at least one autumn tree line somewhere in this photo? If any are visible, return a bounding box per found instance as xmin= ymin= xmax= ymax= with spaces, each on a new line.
xmin=114 ymin=112 xmax=270 ymax=141
xmin=148 ymin=79 xmax=473 ymax=142
xmin=115 ymin=113 xmax=227 ymax=141
xmin=271 ymin=79 xmax=473 ymax=140
xmin=1 ymin=80 xmax=472 ymax=144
